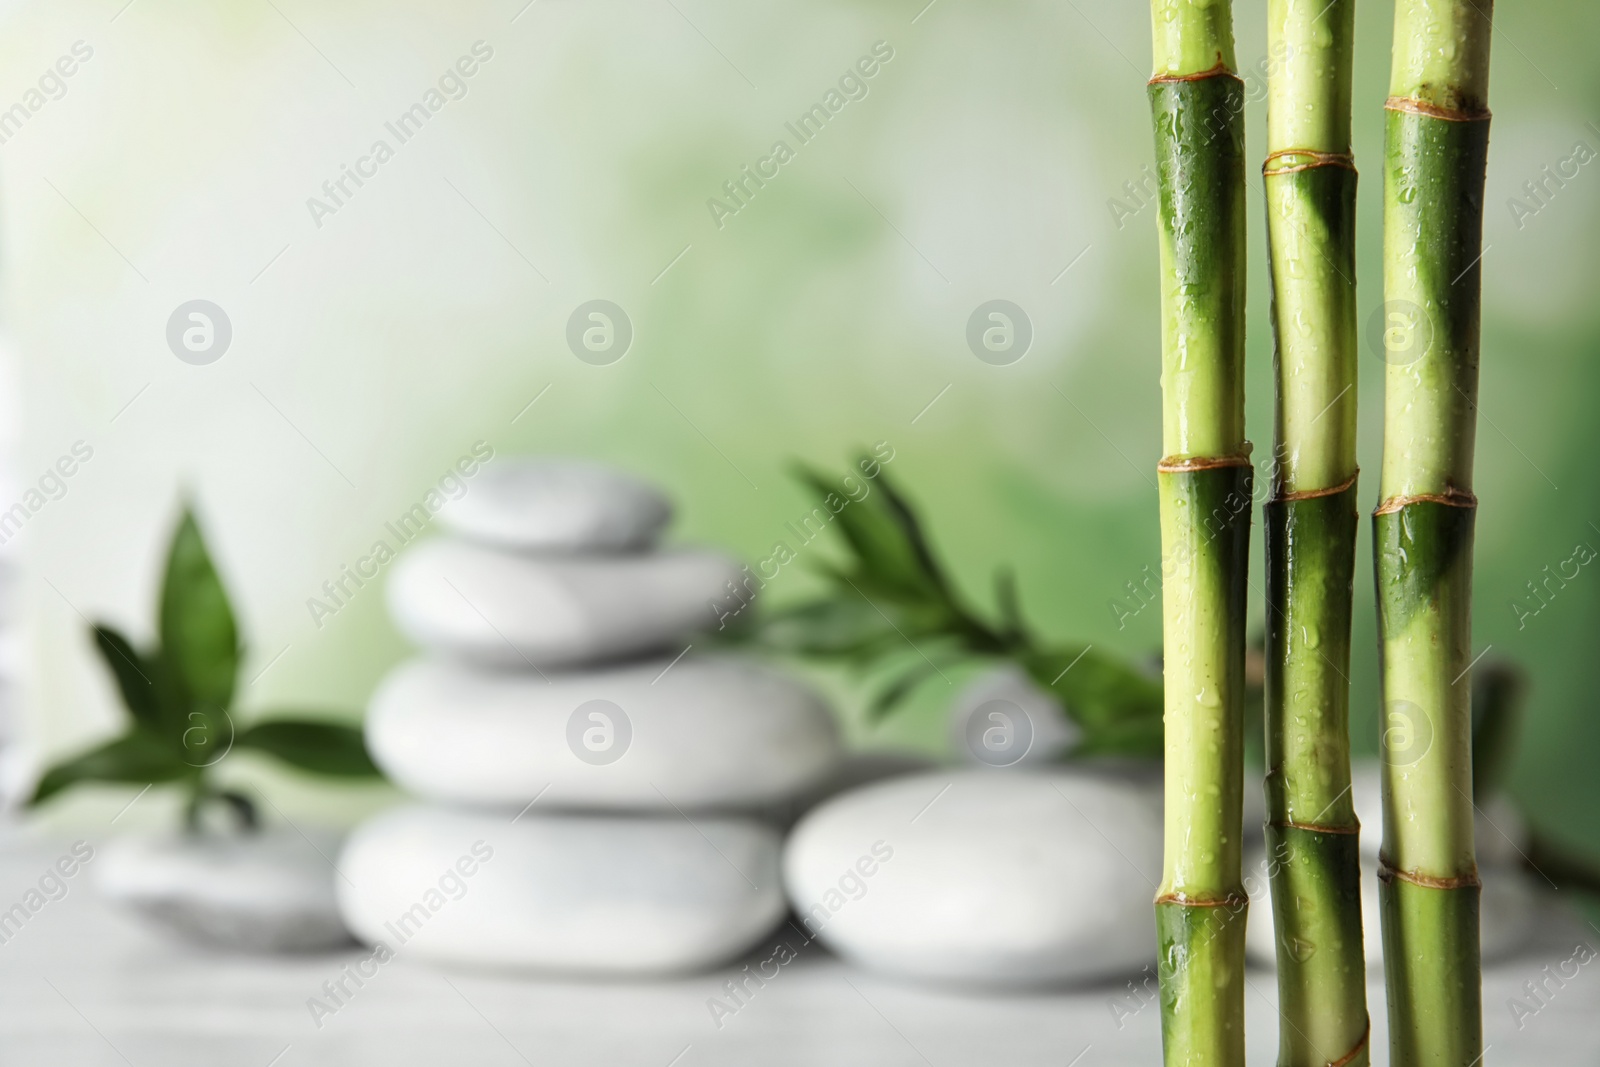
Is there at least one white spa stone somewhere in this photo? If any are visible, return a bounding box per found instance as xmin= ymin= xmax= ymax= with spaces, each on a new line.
xmin=783 ymin=768 xmax=1162 ymax=988
xmin=366 ymin=655 xmax=841 ymax=811
xmin=438 ymin=458 xmax=672 ymax=553
xmin=947 ymin=665 xmax=1079 ymax=768
xmin=336 ymin=805 xmax=785 ymax=975
xmin=386 ymin=539 xmax=742 ymax=668
xmin=95 ymin=829 xmax=350 ymax=953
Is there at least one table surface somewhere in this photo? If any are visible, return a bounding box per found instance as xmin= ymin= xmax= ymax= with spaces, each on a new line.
xmin=0 ymin=833 xmax=1594 ymax=1066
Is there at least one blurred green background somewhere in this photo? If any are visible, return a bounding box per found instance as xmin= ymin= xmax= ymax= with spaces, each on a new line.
xmin=4 ymin=0 xmax=1595 ymax=861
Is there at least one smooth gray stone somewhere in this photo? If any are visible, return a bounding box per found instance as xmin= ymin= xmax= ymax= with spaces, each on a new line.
xmin=783 ymin=768 xmax=1162 ymax=988
xmin=438 ymin=458 xmax=672 ymax=553
xmin=386 ymin=538 xmax=742 ymax=668
xmin=947 ymin=665 xmax=1078 ymax=768
xmin=366 ymin=655 xmax=841 ymax=810
xmin=95 ymin=829 xmax=351 ymax=953
xmin=337 ymin=805 xmax=784 ymax=975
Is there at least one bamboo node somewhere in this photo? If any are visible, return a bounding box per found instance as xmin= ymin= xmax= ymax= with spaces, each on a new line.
xmin=1269 ymin=819 xmax=1360 ymax=836
xmin=1154 ymin=891 xmax=1250 ymax=908
xmin=1384 ymin=95 xmax=1491 ymax=123
xmin=1157 ymin=449 xmax=1253 ymax=474
xmin=1262 ymin=149 xmax=1357 ymax=177
xmin=1148 ymin=59 xmax=1242 ymax=86
xmin=1377 ymin=863 xmax=1480 ymax=890
xmin=1373 ymin=488 xmax=1477 ymax=515
xmin=1327 ymin=1022 xmax=1372 ymax=1067
xmin=1274 ymin=471 xmax=1358 ymax=503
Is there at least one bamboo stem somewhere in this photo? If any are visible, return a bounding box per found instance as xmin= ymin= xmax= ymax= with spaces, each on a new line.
xmin=1148 ymin=2 xmax=1250 ymax=1062
xmin=1261 ymin=1 xmax=1369 ymax=1064
xmin=1376 ymin=1 xmax=1493 ymax=1063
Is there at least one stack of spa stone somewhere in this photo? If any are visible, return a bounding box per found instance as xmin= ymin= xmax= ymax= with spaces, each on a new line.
xmin=337 ymin=459 xmax=842 ymax=975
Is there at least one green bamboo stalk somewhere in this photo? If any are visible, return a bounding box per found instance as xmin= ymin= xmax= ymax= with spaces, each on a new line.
xmin=1376 ymin=2 xmax=1493 ymax=1064
xmin=1261 ymin=2 xmax=1369 ymax=1065
xmin=1147 ymin=3 xmax=1250 ymax=1063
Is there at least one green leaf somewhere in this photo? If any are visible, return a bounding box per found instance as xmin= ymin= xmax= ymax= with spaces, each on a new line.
xmin=994 ymin=567 xmax=1025 ymax=641
xmin=159 ymin=508 xmax=240 ymax=710
xmin=869 ymin=466 xmax=958 ymax=596
xmin=865 ymin=656 xmax=950 ymax=723
xmin=753 ymin=597 xmax=899 ymax=658
xmin=90 ymin=625 xmax=164 ymax=732
xmin=1022 ymin=645 xmax=1164 ymax=758
xmin=29 ymin=730 xmax=191 ymax=805
xmin=235 ymin=719 xmax=382 ymax=778
xmin=793 ymin=463 xmax=945 ymax=604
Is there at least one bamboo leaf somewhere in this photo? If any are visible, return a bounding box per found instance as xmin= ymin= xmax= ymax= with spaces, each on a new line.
xmin=753 ymin=598 xmax=898 ymax=658
xmin=234 ymin=719 xmax=381 ymax=778
xmin=1022 ymin=645 xmax=1164 ymax=757
xmin=159 ymin=508 xmax=240 ymax=711
xmin=793 ymin=464 xmax=941 ymax=603
xmin=994 ymin=567 xmax=1025 ymax=641
xmin=90 ymin=625 xmax=164 ymax=732
xmin=865 ymin=658 xmax=947 ymax=723
xmin=869 ymin=466 xmax=958 ymax=598
xmin=29 ymin=731 xmax=191 ymax=805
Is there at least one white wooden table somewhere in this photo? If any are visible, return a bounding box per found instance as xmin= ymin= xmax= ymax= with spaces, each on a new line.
xmin=0 ymin=832 xmax=1593 ymax=1065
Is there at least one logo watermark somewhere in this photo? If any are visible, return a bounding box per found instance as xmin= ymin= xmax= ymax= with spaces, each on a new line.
xmin=710 ymin=441 xmax=897 ymax=629
xmin=0 ymin=842 xmax=95 ymax=947
xmin=966 ymin=300 xmax=1032 ymax=366
xmin=0 ymin=440 xmax=94 ymax=548
xmin=1368 ymin=299 xmax=1434 ymax=366
xmin=707 ymin=41 xmax=895 ymax=230
xmin=167 ymin=300 xmax=231 ymax=365
xmin=306 ymin=441 xmax=494 ymax=629
xmin=566 ymin=300 xmax=632 ymax=365
xmin=566 ymin=700 xmax=631 ymax=765
xmin=307 ymin=840 xmax=494 ymax=1029
xmin=1506 ymin=130 xmax=1597 ymax=232
xmin=1511 ymin=539 xmax=1595 ymax=630
xmin=305 ymin=41 xmax=495 ymax=229
xmin=960 ymin=698 xmax=1034 ymax=766
xmin=0 ymin=41 xmax=93 ymax=147
xmin=1382 ymin=699 xmax=1433 ymax=767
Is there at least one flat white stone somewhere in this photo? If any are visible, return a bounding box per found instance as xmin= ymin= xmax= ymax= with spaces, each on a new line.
xmin=1243 ymin=842 xmax=1541 ymax=970
xmin=336 ymin=805 xmax=785 ymax=975
xmin=438 ymin=458 xmax=672 ymax=553
xmin=95 ymin=829 xmax=350 ymax=952
xmin=783 ymin=768 xmax=1162 ymax=988
xmin=367 ymin=656 xmax=842 ymax=810
xmin=0 ymin=830 xmax=1593 ymax=1063
xmin=387 ymin=539 xmax=742 ymax=668
xmin=947 ymin=665 xmax=1078 ymax=767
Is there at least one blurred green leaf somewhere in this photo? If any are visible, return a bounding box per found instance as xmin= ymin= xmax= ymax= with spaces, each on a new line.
xmin=29 ymin=730 xmax=191 ymax=805
xmin=794 ymin=463 xmax=946 ymax=604
xmin=235 ymin=719 xmax=381 ymax=777
xmin=91 ymin=625 xmax=165 ymax=733
xmin=994 ymin=567 xmax=1025 ymax=642
xmin=159 ymin=508 xmax=239 ymax=711
xmin=755 ymin=597 xmax=899 ymax=657
xmin=866 ymin=656 xmax=952 ymax=723
xmin=1022 ymin=645 xmax=1163 ymax=758
xmin=747 ymin=456 xmax=1166 ymax=759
